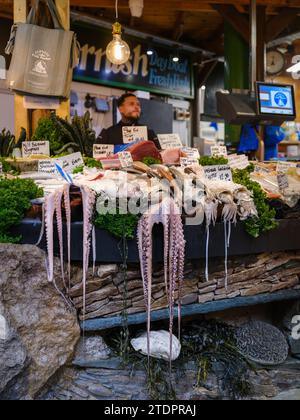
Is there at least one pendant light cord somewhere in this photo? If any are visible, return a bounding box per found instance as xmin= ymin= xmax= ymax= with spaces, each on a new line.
xmin=115 ymin=0 xmax=119 ymax=20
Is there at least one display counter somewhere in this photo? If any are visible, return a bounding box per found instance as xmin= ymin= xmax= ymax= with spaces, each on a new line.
xmin=15 ymin=218 xmax=300 ymax=263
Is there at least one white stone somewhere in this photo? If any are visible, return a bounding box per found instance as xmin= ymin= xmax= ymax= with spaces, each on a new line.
xmin=131 ymin=330 xmax=181 ymax=362
xmin=0 ymin=315 xmax=9 ymax=340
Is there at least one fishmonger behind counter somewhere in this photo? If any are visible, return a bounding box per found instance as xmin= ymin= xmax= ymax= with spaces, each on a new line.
xmin=95 ymin=93 xmax=160 ymax=149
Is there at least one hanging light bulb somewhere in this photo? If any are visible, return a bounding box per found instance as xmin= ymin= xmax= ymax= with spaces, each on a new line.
xmin=146 ymin=38 xmax=154 ymax=56
xmin=106 ymin=0 xmax=131 ymax=65
xmin=172 ymin=46 xmax=180 ymax=63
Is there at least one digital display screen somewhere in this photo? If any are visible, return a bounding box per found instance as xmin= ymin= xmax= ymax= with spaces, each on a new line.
xmin=257 ymin=83 xmax=296 ymax=117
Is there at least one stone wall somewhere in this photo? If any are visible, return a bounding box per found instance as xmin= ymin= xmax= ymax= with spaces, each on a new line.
xmin=42 ymin=350 xmax=300 ymax=401
xmin=69 ymin=252 xmax=300 ymax=321
xmin=0 ymin=245 xmax=80 ymax=400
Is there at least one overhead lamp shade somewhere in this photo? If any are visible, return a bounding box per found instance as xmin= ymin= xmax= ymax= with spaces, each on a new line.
xmin=129 ymin=0 xmax=144 ymax=18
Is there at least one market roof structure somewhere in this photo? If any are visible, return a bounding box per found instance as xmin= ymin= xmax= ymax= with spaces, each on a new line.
xmin=1 ymin=1 xmax=300 ymax=54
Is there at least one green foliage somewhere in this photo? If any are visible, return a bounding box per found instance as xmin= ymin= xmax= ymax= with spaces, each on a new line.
xmin=0 ymin=178 xmax=43 ymax=243
xmin=32 ymin=116 xmax=64 ymax=153
xmin=181 ymin=321 xmax=254 ymax=400
xmin=199 ymin=156 xmax=229 ymax=166
xmin=50 ymin=112 xmax=96 ymax=157
xmin=142 ymin=156 xmax=162 ymax=166
xmin=94 ymin=211 xmax=139 ymax=239
xmin=72 ymin=158 xmax=102 ymax=174
xmin=0 ymin=129 xmax=16 ymax=157
xmin=33 ymin=112 xmax=97 ymax=157
xmin=72 ymin=165 xmax=84 ymax=175
xmin=233 ymin=167 xmax=278 ymax=238
xmin=0 ymin=158 xmax=20 ymax=176
xmin=83 ymin=157 xmax=103 ymax=169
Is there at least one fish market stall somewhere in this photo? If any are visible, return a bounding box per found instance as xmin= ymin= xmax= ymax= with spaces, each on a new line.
xmin=2 ymin=138 xmax=300 ymax=331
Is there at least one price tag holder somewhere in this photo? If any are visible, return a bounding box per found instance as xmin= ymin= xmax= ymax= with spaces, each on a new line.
xmin=204 ymin=165 xmax=233 ymax=182
xmin=118 ymin=152 xmax=133 ymax=168
xmin=122 ymin=126 xmax=148 ymax=144
xmin=158 ymin=134 xmax=183 ymax=150
xmin=93 ymin=144 xmax=114 ymax=159
xmin=22 ymin=141 xmax=50 ymax=158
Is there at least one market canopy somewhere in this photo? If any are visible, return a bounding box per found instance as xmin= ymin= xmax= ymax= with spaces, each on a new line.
xmin=1 ymin=0 xmax=300 ymax=54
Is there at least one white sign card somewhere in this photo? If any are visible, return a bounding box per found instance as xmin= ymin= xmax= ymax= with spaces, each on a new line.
xmin=204 ymin=165 xmax=233 ymax=182
xmin=38 ymin=160 xmax=57 ymax=175
xmin=181 ymin=147 xmax=200 ymax=159
xmin=118 ymin=152 xmax=133 ymax=168
xmin=276 ymin=161 xmax=297 ymax=174
xmin=55 ymin=152 xmax=84 ymax=173
xmin=210 ymin=145 xmax=228 ymax=157
xmin=93 ymin=144 xmax=114 ymax=159
xmin=122 ymin=126 xmax=148 ymax=144
xmin=22 ymin=141 xmax=50 ymax=158
xmin=228 ymin=154 xmax=249 ymax=170
xmin=158 ymin=134 xmax=183 ymax=150
xmin=180 ymin=157 xmax=200 ymax=168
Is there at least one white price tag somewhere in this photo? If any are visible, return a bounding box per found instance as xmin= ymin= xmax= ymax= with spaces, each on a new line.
xmin=181 ymin=147 xmax=200 ymax=159
xmin=204 ymin=165 xmax=233 ymax=182
xmin=118 ymin=152 xmax=133 ymax=168
xmin=93 ymin=144 xmax=114 ymax=159
xmin=210 ymin=145 xmax=228 ymax=157
xmin=276 ymin=161 xmax=297 ymax=174
xmin=180 ymin=157 xmax=199 ymax=168
xmin=158 ymin=134 xmax=183 ymax=150
xmin=122 ymin=126 xmax=148 ymax=144
xmin=22 ymin=141 xmax=50 ymax=158
xmin=55 ymin=152 xmax=84 ymax=174
xmin=38 ymin=160 xmax=57 ymax=175
xmin=228 ymin=154 xmax=249 ymax=170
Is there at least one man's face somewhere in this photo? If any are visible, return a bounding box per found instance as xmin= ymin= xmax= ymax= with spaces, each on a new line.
xmin=119 ymin=96 xmax=141 ymax=122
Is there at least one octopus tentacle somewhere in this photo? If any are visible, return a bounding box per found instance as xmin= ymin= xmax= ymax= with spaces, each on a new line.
xmin=137 ymin=198 xmax=185 ymax=370
xmin=55 ymin=190 xmax=66 ymax=289
xmin=81 ymin=186 xmax=97 ymax=324
xmin=63 ymin=185 xmax=72 ymax=290
xmin=44 ymin=192 xmax=56 ymax=283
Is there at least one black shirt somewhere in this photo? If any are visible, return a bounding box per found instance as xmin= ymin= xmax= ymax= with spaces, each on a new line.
xmin=96 ymin=121 xmax=160 ymax=149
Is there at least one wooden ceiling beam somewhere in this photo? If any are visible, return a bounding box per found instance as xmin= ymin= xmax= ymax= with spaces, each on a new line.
xmin=212 ymin=4 xmax=249 ymax=43
xmin=67 ymin=0 xmax=300 ymax=10
xmin=173 ymin=11 xmax=185 ymax=41
xmin=266 ymin=7 xmax=300 ymax=42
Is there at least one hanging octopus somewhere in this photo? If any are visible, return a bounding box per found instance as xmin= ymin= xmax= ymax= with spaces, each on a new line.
xmin=44 ymin=184 xmax=96 ymax=311
xmin=137 ymin=197 xmax=186 ymax=369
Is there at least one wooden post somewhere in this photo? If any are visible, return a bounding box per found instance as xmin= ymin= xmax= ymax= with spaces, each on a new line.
xmin=55 ymin=0 xmax=70 ymax=120
xmin=14 ymin=0 xmax=29 ymax=139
